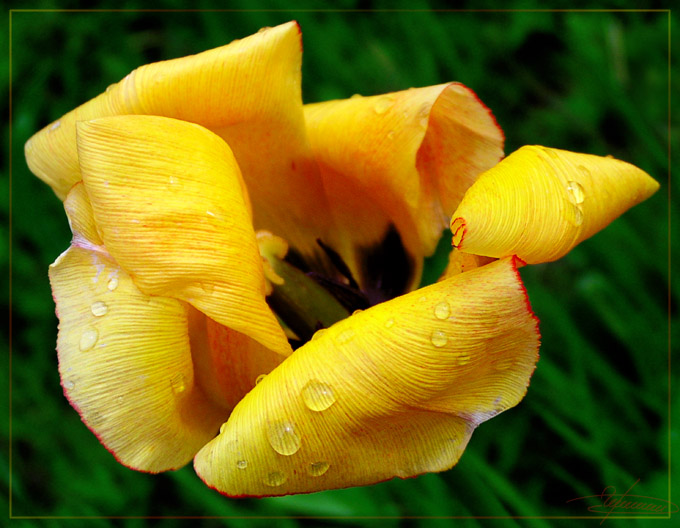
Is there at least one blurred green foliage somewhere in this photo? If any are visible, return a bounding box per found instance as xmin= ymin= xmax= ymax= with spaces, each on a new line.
xmin=6 ymin=1 xmax=677 ymax=526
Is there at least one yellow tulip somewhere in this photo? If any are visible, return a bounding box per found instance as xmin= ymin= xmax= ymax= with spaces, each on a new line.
xmin=26 ymin=22 xmax=658 ymax=497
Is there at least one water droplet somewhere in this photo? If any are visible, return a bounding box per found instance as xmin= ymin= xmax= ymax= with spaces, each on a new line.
xmin=384 ymin=318 xmax=395 ymax=328
xmin=267 ymin=420 xmax=301 ymax=455
xmin=64 ymin=380 xmax=75 ymax=390
xmin=417 ymin=103 xmax=431 ymax=127
xmin=105 ymin=83 xmax=115 ymax=93
xmin=309 ymin=461 xmax=330 ymax=476
xmin=301 ymin=380 xmax=336 ymax=412
xmin=206 ymin=210 xmax=215 ymax=217
xmin=170 ymin=373 xmax=187 ymax=394
xmin=264 ymin=471 xmax=287 ymax=487
xmin=431 ymin=330 xmax=448 ymax=348
xmin=257 ymin=26 xmax=272 ymax=33
xmin=386 ymin=130 xmax=395 ymax=140
xmin=311 ymin=328 xmax=327 ymax=341
xmin=50 ymin=120 xmax=61 ymax=131
xmin=352 ymin=309 xmax=363 ymax=316
xmin=373 ymin=95 xmax=394 ymax=114
xmin=107 ymin=276 xmax=119 ymax=291
xmin=236 ymin=459 xmax=248 ymax=470
xmin=255 ymin=374 xmax=267 ymax=385
xmin=90 ymin=301 xmax=108 ymax=317
xmin=434 ymin=302 xmax=450 ymax=320
xmin=569 ymin=204 xmax=584 ymax=227
xmin=79 ymin=328 xmax=98 ymax=351
xmin=350 ymin=93 xmax=362 ymax=99
xmin=566 ymin=180 xmax=585 ymax=204
xmin=336 ymin=328 xmax=355 ymax=345
xmin=219 ymin=423 xmax=227 ymax=434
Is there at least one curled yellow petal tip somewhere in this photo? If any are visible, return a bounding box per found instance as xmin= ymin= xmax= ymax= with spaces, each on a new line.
xmin=451 ymin=146 xmax=659 ymax=264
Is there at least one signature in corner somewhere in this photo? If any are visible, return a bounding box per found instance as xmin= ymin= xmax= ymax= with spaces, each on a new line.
xmin=567 ymin=479 xmax=678 ymax=524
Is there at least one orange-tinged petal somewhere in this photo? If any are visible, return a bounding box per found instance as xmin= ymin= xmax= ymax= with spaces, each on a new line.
xmin=76 ymin=115 xmax=291 ymax=357
xmin=451 ymin=146 xmax=660 ymax=264
xmin=189 ymin=309 xmax=285 ymax=411
xmin=194 ymin=257 xmax=538 ymax=497
xmin=50 ymin=244 xmax=225 ymax=472
xmin=438 ymin=248 xmax=496 ymax=281
xmin=304 ymin=83 xmax=503 ymax=286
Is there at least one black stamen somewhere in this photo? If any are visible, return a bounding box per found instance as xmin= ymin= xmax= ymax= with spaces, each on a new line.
xmin=316 ymin=238 xmax=361 ymax=290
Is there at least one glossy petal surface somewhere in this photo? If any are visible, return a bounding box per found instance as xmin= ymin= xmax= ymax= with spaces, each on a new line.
xmin=50 ymin=244 xmax=225 ymax=472
xmin=76 ymin=115 xmax=291 ymax=356
xmin=451 ymin=146 xmax=660 ymax=264
xmin=194 ymin=257 xmax=539 ymax=496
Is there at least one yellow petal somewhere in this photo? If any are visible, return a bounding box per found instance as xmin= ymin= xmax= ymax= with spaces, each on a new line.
xmin=76 ymin=114 xmax=291 ymax=357
xmin=194 ymin=257 xmax=538 ymax=497
xmin=304 ymin=83 xmax=503 ymax=286
xmin=50 ymin=244 xmax=225 ymax=472
xmin=438 ymin=248 xmax=496 ymax=281
xmin=63 ymin=181 xmax=102 ymax=246
xmin=451 ymin=146 xmax=659 ymax=264
xmin=24 ymin=21 xmax=329 ymax=257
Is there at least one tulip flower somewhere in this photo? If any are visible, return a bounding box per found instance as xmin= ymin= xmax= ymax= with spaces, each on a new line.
xmin=25 ymin=22 xmax=658 ymax=498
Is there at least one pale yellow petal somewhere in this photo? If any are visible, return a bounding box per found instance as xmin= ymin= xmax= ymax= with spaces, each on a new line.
xmin=50 ymin=244 xmax=225 ymax=472
xmin=76 ymin=115 xmax=291 ymax=357
xmin=194 ymin=257 xmax=538 ymax=496
xmin=451 ymin=146 xmax=660 ymax=264
xmin=304 ymin=83 xmax=503 ymax=287
xmin=438 ymin=248 xmax=496 ymax=281
xmin=63 ymin=181 xmax=102 ymax=246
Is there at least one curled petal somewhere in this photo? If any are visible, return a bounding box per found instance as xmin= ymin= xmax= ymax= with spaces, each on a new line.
xmin=76 ymin=115 xmax=291 ymax=357
xmin=63 ymin=181 xmax=102 ymax=246
xmin=451 ymin=146 xmax=659 ymax=264
xmin=24 ymin=21 xmax=329 ymax=256
xmin=50 ymin=245 xmax=224 ymax=472
xmin=304 ymin=83 xmax=503 ymax=285
xmin=194 ymin=257 xmax=539 ymax=497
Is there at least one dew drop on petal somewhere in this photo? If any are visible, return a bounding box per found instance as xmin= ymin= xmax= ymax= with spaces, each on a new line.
xmin=352 ymin=309 xmax=363 ymax=316
xmin=107 ymin=276 xmax=119 ymax=291
xmin=417 ymin=103 xmax=431 ymax=127
xmin=267 ymin=420 xmax=301 ymax=455
xmin=50 ymin=120 xmax=61 ymax=131
xmin=301 ymin=380 xmax=336 ymax=412
xmin=311 ymin=328 xmax=327 ymax=341
xmin=255 ymin=374 xmax=267 ymax=385
xmin=309 ymin=461 xmax=330 ymax=477
xmin=384 ymin=318 xmax=395 ymax=329
xmin=434 ymin=302 xmax=450 ymax=320
xmin=264 ymin=471 xmax=287 ymax=487
xmin=64 ymin=380 xmax=75 ymax=390
xmin=373 ymin=95 xmax=394 ymax=114
xmin=236 ymin=459 xmax=248 ymax=470
xmin=170 ymin=373 xmax=187 ymax=394
xmin=91 ymin=301 xmax=108 ymax=317
xmin=566 ymin=180 xmax=585 ymax=204
xmin=386 ymin=130 xmax=395 ymax=140
xmin=569 ymin=204 xmax=584 ymax=227
xmin=79 ymin=328 xmax=98 ymax=351
xmin=430 ymin=330 xmax=448 ymax=348
xmin=219 ymin=423 xmax=227 ymax=434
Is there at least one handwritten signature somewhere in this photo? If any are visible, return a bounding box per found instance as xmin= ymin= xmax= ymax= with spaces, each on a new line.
xmin=567 ymin=479 xmax=678 ymax=523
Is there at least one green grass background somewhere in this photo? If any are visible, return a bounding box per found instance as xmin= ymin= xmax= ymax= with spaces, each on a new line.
xmin=5 ymin=1 xmax=677 ymax=526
